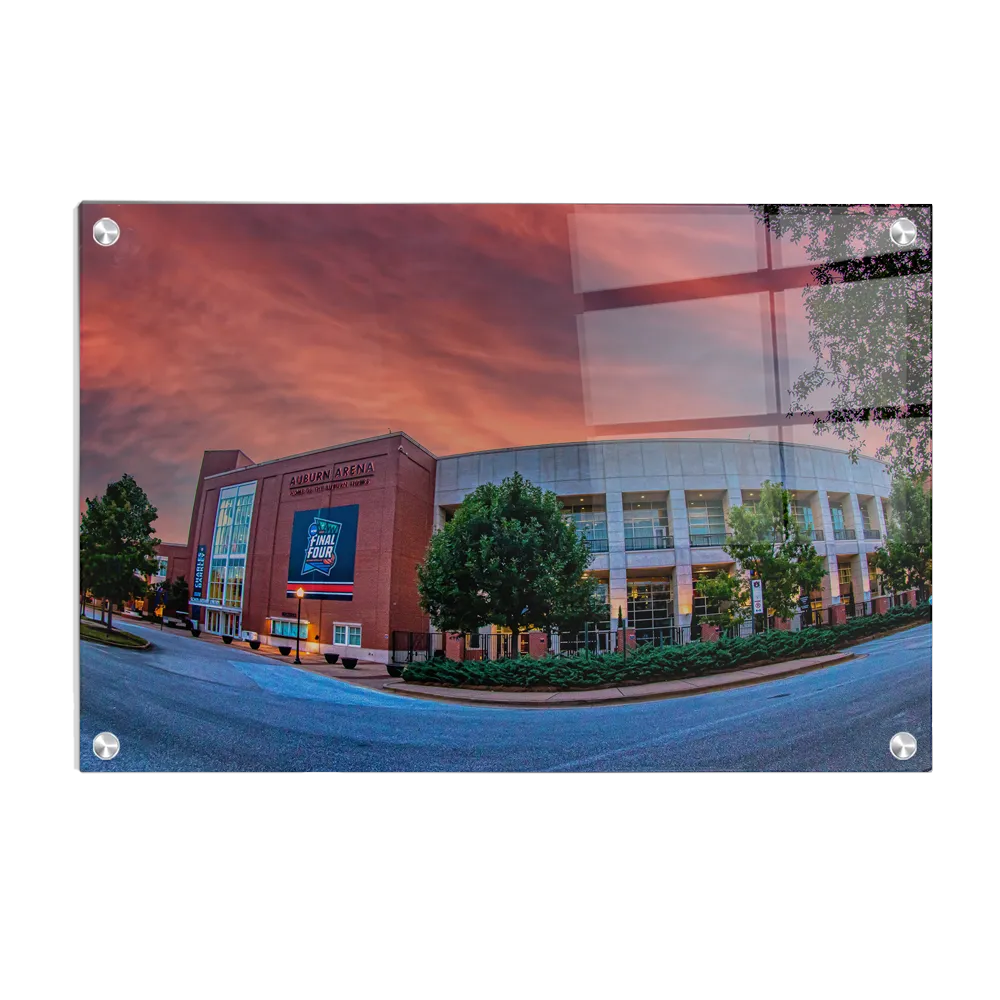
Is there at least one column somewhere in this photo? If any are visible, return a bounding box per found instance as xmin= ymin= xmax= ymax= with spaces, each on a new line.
xmin=815 ymin=489 xmax=840 ymax=605
xmin=874 ymin=493 xmax=889 ymax=538
xmin=671 ymin=491 xmax=693 ymax=634
xmin=847 ymin=492 xmax=864 ymax=540
xmin=847 ymin=493 xmax=870 ymax=601
xmin=527 ymin=632 xmax=548 ymax=658
xmin=850 ymin=553 xmax=870 ymax=602
xmin=606 ymin=490 xmax=627 ymax=639
xmin=432 ymin=504 xmax=447 ymax=532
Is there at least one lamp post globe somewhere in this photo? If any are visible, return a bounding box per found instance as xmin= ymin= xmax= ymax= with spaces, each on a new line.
xmin=295 ymin=587 xmax=305 ymax=664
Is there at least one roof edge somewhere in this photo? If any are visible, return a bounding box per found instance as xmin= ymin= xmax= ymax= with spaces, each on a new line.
xmin=201 ymin=431 xmax=436 ymax=481
xmin=438 ymin=436 xmax=888 ymax=465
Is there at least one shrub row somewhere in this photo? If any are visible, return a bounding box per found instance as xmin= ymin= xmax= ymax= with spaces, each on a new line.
xmin=401 ymin=602 xmax=931 ymax=689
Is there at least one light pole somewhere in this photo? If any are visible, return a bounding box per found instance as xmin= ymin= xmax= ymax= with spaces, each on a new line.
xmin=295 ymin=587 xmax=305 ymax=664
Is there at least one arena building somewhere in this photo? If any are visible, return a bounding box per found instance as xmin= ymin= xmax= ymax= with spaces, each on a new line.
xmin=158 ymin=433 xmax=891 ymax=662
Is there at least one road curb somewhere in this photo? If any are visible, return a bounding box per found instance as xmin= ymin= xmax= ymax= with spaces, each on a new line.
xmin=382 ymin=651 xmax=861 ymax=708
xmin=79 ymin=629 xmax=153 ymax=652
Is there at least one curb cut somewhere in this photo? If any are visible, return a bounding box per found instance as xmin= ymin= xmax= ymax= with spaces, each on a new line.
xmin=382 ymin=651 xmax=861 ymax=709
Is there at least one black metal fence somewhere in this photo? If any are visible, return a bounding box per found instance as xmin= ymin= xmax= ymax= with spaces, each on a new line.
xmin=391 ymin=592 xmax=929 ymax=664
xmin=390 ymin=631 xmax=446 ymax=664
xmin=633 ymin=626 xmax=692 ymax=647
xmin=556 ymin=629 xmax=615 ymax=656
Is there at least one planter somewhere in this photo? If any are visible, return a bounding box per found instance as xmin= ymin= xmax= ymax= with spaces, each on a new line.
xmin=342 ymin=657 xmax=358 ymax=669
xmin=324 ymin=653 xmax=340 ymax=664
xmin=278 ymin=646 xmax=292 ymax=656
xmin=190 ymin=629 xmax=201 ymax=637
xmin=248 ymin=640 xmax=261 ymax=650
xmin=386 ymin=664 xmax=403 ymax=678
xmin=222 ymin=635 xmax=233 ymax=644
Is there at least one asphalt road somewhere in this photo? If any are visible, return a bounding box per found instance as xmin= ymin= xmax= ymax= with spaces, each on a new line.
xmin=79 ymin=619 xmax=932 ymax=772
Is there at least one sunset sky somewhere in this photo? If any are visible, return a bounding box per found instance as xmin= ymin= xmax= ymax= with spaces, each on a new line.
xmin=79 ymin=204 xmax=871 ymax=542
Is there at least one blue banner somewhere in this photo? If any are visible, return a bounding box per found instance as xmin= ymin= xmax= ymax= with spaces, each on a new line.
xmin=286 ymin=504 xmax=359 ymax=601
xmin=192 ymin=544 xmax=207 ymax=599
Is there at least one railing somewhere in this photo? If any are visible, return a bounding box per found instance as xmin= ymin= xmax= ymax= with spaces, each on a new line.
xmin=808 ymin=529 xmax=825 ymax=541
xmin=633 ymin=626 xmax=690 ymax=647
xmin=624 ymin=530 xmax=674 ymax=551
xmin=845 ymin=599 xmax=873 ymax=619
xmin=390 ymin=631 xmax=446 ymax=664
xmin=556 ymin=629 xmax=614 ymax=656
xmin=690 ymin=532 xmax=730 ymax=547
xmin=585 ymin=537 xmax=610 ymax=553
xmin=863 ymin=528 xmax=881 ymax=540
xmin=833 ymin=528 xmax=857 ymax=540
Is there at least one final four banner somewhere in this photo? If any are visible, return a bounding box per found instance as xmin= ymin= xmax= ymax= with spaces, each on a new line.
xmin=286 ymin=504 xmax=359 ymax=600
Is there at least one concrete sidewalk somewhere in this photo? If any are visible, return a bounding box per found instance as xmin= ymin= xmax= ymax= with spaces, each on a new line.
xmin=382 ymin=652 xmax=859 ymax=707
xmin=81 ymin=609 xmax=391 ymax=688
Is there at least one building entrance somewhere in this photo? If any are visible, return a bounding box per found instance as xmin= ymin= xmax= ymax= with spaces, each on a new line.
xmin=206 ymin=608 xmax=241 ymax=637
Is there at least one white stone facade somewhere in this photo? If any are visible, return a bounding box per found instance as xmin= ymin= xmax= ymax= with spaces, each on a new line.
xmin=434 ymin=438 xmax=891 ymax=633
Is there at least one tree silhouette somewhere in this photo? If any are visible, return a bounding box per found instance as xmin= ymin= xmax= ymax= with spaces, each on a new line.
xmin=749 ymin=204 xmax=931 ymax=480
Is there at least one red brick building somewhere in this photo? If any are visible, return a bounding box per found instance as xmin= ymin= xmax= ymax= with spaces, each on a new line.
xmin=158 ymin=433 xmax=436 ymax=662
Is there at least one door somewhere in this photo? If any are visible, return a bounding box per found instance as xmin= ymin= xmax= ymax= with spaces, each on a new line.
xmin=206 ymin=608 xmax=241 ymax=637
xmin=839 ymin=565 xmax=855 ymax=613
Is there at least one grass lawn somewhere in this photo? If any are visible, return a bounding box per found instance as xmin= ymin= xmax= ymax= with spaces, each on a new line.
xmin=80 ymin=620 xmax=151 ymax=649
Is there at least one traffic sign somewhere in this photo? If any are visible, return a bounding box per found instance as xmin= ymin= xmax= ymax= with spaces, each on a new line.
xmin=751 ymin=578 xmax=764 ymax=615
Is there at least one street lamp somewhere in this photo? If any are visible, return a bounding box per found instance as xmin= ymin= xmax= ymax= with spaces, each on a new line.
xmin=295 ymin=586 xmax=305 ymax=664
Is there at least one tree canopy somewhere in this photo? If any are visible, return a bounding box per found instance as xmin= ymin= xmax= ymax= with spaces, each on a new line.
xmin=749 ymin=204 xmax=931 ymax=481
xmin=698 ymin=480 xmax=826 ymax=624
xmin=416 ymin=472 xmax=604 ymax=649
xmin=79 ymin=474 xmax=161 ymax=633
xmin=868 ymin=476 xmax=932 ymax=594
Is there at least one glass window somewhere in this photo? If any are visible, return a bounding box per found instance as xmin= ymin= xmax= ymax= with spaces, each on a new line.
xmin=204 ymin=483 xmax=256 ymax=623
xmin=208 ymin=558 xmax=227 ymax=602
xmin=692 ymin=568 xmax=722 ymax=619
xmin=830 ymin=503 xmax=846 ymax=532
xmin=224 ymin=560 xmax=245 ymax=607
xmin=562 ymin=500 xmax=608 ymax=551
xmin=839 ymin=564 xmax=854 ymax=599
xmin=791 ymin=502 xmax=814 ymax=533
xmin=623 ymin=498 xmax=670 ymax=549
xmin=270 ymin=619 xmax=307 ymax=639
xmin=334 ymin=624 xmax=362 ymax=646
xmin=687 ymin=497 xmax=726 ymax=538
xmin=627 ymin=579 xmax=674 ymax=640
xmin=861 ymin=504 xmax=874 ymax=532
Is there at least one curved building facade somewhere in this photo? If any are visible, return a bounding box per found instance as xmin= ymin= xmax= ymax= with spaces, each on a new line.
xmin=434 ymin=438 xmax=891 ymax=642
xmin=159 ymin=433 xmax=890 ymax=662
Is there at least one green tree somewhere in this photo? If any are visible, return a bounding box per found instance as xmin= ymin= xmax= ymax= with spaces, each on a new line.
xmin=699 ymin=480 xmax=826 ymax=625
xmin=79 ymin=512 xmax=102 ymax=618
xmin=868 ymin=476 xmax=931 ymax=594
xmin=79 ymin=474 xmax=161 ymax=634
xmin=540 ymin=573 xmax=608 ymax=640
xmin=167 ymin=575 xmax=190 ymax=614
xmin=417 ymin=472 xmax=602 ymax=654
xmin=748 ymin=204 xmax=931 ymax=481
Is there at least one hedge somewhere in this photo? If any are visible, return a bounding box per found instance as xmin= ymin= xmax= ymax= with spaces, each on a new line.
xmin=401 ymin=602 xmax=931 ymax=690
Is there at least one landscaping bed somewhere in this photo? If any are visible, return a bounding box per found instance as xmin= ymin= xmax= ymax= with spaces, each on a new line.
xmin=401 ymin=603 xmax=931 ymax=690
xmin=80 ymin=620 xmax=152 ymax=650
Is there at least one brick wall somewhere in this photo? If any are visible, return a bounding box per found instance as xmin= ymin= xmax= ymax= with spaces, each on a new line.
xmin=186 ymin=433 xmax=437 ymax=658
